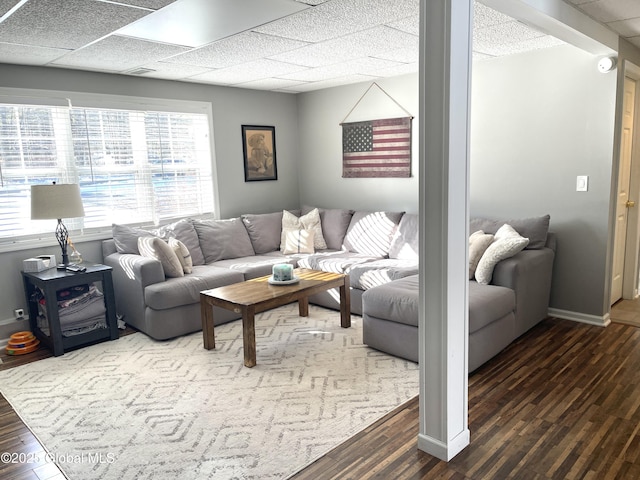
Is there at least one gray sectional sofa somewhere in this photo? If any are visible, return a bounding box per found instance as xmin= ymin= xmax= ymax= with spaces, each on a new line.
xmin=102 ymin=207 xmax=554 ymax=371
xmin=363 ymin=216 xmax=556 ymax=372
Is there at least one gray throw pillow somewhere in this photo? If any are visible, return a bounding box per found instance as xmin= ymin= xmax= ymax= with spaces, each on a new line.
xmin=192 ymin=218 xmax=255 ymax=263
xmin=343 ymin=211 xmax=405 ymax=257
xmin=302 ymin=205 xmax=353 ymax=250
xmin=241 ymin=212 xmax=283 ymax=254
xmin=469 ymin=215 xmax=550 ymax=249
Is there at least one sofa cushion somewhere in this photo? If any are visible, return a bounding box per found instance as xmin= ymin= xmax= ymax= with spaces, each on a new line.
xmin=137 ymin=236 xmax=184 ymax=278
xmin=468 ymin=281 xmax=515 ymax=334
xmin=210 ymin=255 xmax=296 ymax=279
xmin=470 ymin=215 xmax=549 ymax=249
xmin=302 ymin=206 xmax=353 ymax=250
xmin=349 ymin=259 xmax=419 ymax=290
xmin=112 ymin=219 xmax=205 ymax=265
xmin=193 ymin=218 xmax=255 ymax=263
xmin=469 ymin=231 xmax=494 ymax=279
xmin=297 ymin=251 xmax=380 ymax=274
xmin=241 ymin=212 xmax=282 ymax=254
xmin=362 ymin=275 xmax=419 ymax=327
xmin=388 ymin=213 xmax=418 ymax=260
xmin=281 ymin=228 xmax=315 ymax=254
xmin=343 ymin=211 xmax=404 ymax=257
xmin=144 ymin=266 xmax=244 ymax=310
xmin=168 ymin=238 xmax=193 ymax=274
xmin=282 ymin=208 xmax=327 ymax=250
xmin=476 ymin=224 xmax=529 ymax=284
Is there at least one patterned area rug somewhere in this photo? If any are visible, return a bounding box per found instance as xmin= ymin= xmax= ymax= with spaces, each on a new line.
xmin=0 ymin=304 xmax=419 ymax=479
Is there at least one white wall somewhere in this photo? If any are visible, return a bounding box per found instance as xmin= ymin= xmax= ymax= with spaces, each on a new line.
xmin=470 ymin=44 xmax=618 ymax=318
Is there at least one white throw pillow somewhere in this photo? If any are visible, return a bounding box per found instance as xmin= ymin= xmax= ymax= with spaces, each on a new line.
xmin=168 ymin=238 xmax=193 ymax=274
xmin=468 ymin=230 xmax=494 ymax=280
xmin=475 ymin=224 xmax=529 ymax=285
xmin=281 ymin=228 xmax=315 ymax=254
xmin=282 ymin=208 xmax=327 ymax=250
xmin=138 ymin=236 xmax=184 ymax=278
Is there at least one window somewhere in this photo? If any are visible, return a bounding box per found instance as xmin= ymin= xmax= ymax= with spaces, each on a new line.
xmin=0 ymin=99 xmax=214 ymax=243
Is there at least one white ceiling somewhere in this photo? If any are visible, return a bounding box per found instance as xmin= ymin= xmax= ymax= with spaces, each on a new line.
xmin=0 ymin=0 xmax=635 ymax=94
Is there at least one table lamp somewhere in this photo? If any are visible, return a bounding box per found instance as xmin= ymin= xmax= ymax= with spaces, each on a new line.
xmin=31 ymin=182 xmax=85 ymax=268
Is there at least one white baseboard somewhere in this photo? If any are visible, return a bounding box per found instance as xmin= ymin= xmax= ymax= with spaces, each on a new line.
xmin=548 ymin=308 xmax=610 ymax=327
xmin=417 ymin=429 xmax=470 ymax=461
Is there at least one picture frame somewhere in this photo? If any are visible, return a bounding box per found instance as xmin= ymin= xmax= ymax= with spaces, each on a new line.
xmin=242 ymin=125 xmax=278 ymax=182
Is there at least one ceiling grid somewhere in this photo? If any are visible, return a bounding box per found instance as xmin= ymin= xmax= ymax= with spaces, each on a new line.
xmin=0 ymin=0 xmax=636 ymax=93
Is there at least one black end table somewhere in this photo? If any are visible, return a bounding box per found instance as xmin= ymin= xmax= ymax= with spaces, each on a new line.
xmin=21 ymin=263 xmax=118 ymax=356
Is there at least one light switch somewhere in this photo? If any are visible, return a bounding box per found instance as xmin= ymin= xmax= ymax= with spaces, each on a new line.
xmin=576 ymin=175 xmax=588 ymax=192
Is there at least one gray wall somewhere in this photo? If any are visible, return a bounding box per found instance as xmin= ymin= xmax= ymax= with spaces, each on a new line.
xmin=470 ymin=45 xmax=618 ymax=317
xmin=296 ymin=44 xmax=618 ymax=318
xmin=0 ymin=42 xmax=621 ymax=327
xmin=296 ymin=74 xmax=419 ymax=214
xmin=0 ymin=64 xmax=301 ymax=323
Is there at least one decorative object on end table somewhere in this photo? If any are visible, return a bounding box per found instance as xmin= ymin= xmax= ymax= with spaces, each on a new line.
xmin=242 ymin=125 xmax=277 ymax=182
xmin=30 ymin=182 xmax=85 ymax=269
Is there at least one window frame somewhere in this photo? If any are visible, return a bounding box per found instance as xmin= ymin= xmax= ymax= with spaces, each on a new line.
xmin=0 ymin=87 xmax=219 ymax=254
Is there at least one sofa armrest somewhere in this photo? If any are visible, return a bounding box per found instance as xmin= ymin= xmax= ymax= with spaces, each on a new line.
xmin=491 ymin=247 xmax=555 ymax=336
xmin=103 ymin=252 xmax=165 ymax=331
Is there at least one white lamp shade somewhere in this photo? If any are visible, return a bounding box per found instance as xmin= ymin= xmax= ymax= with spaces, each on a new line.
xmin=31 ymin=183 xmax=85 ymax=220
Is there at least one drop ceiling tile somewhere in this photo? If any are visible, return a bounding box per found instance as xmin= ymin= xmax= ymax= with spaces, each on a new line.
xmin=0 ymin=0 xmax=18 ymax=17
xmin=372 ymin=46 xmax=417 ymax=64
xmin=235 ymin=77 xmax=309 ymax=91
xmin=188 ymin=58 xmax=308 ymax=84
xmin=270 ymin=26 xmax=418 ymax=68
xmin=281 ymin=74 xmax=377 ymax=93
xmin=100 ymin=0 xmax=177 ymax=9
xmin=475 ymin=35 xmax=565 ymax=57
xmin=474 ymin=2 xmax=515 ymax=29
xmin=366 ymin=62 xmax=417 ymax=79
xmin=474 ymin=21 xmax=544 ymax=47
xmin=385 ymin=15 xmax=419 ymax=36
xmin=166 ymin=31 xmax=308 ymax=69
xmin=128 ymin=61 xmax=213 ymax=79
xmin=0 ymin=0 xmax=149 ymax=49
xmin=293 ymin=0 xmax=328 ymax=5
xmin=0 ymin=42 xmax=70 ymax=65
xmin=608 ymin=17 xmax=640 ymax=37
xmin=280 ymin=57 xmax=405 ymax=82
xmin=255 ymin=0 xmax=419 ymax=42
xmin=578 ymin=0 xmax=640 ymax=23
xmin=53 ymin=35 xmax=189 ymax=72
xmin=117 ymin=0 xmax=309 ymax=48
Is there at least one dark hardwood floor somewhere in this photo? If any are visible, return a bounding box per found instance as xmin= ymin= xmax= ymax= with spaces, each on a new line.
xmin=2 ymin=301 xmax=640 ymax=480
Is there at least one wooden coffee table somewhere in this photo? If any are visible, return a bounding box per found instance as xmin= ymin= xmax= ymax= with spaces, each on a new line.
xmin=200 ymin=268 xmax=351 ymax=367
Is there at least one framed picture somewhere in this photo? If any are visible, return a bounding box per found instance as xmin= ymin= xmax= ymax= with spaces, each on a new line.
xmin=242 ymin=125 xmax=278 ymax=181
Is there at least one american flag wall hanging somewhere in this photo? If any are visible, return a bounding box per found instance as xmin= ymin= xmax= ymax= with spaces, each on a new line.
xmin=342 ymin=116 xmax=412 ymax=178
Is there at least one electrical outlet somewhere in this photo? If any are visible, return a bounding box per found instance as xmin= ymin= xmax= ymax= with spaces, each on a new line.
xmin=14 ymin=308 xmax=24 ymax=320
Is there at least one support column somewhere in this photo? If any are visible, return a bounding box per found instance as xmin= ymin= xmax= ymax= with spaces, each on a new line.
xmin=417 ymin=0 xmax=472 ymax=461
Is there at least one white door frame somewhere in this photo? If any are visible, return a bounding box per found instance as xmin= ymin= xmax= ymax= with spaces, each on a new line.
xmin=621 ymin=62 xmax=640 ymax=301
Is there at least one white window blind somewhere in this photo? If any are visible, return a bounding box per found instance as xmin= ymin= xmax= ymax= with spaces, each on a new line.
xmin=0 ymin=101 xmax=214 ymax=241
